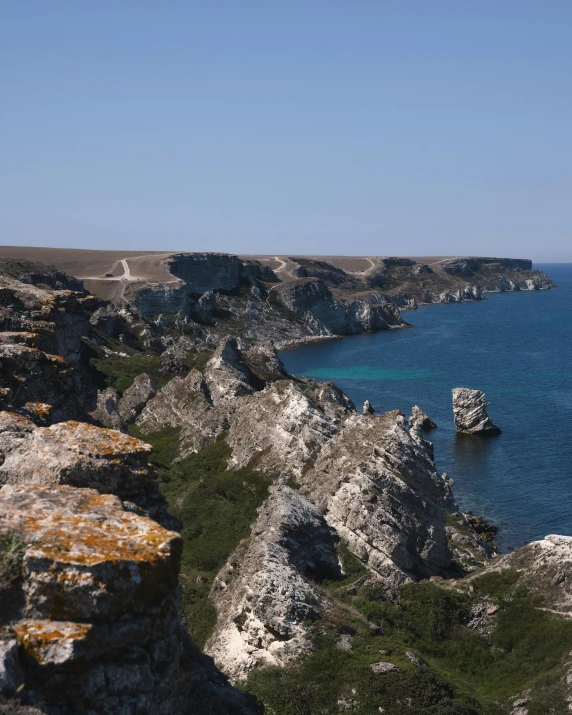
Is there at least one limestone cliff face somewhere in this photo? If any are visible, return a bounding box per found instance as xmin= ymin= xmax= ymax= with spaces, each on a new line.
xmin=129 ymin=253 xmax=276 ymax=318
xmin=299 ymin=411 xmax=455 ymax=587
xmin=205 ymin=486 xmax=341 ymax=682
xmin=272 ymin=278 xmax=403 ymax=336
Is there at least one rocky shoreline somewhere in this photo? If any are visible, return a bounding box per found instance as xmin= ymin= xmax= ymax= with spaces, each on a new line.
xmin=0 ymin=253 xmax=568 ymax=714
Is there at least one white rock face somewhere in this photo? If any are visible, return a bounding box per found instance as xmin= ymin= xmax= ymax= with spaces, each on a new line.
xmin=205 ymin=486 xmax=341 ymax=681
xmin=300 ymin=411 xmax=455 ymax=588
xmin=226 ymin=380 xmax=344 ymax=476
xmin=452 ymin=387 xmax=501 ymax=435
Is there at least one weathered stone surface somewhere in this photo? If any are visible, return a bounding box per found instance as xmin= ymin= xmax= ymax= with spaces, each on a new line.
xmin=0 ymin=484 xmax=259 ymax=714
xmin=300 ymin=411 xmax=455 ymax=588
xmin=0 ymin=415 xmax=176 ymax=529
xmin=452 ymin=387 xmax=501 ymax=435
xmin=206 ymin=486 xmax=341 ymax=681
xmin=0 ymin=485 xmax=181 ymax=620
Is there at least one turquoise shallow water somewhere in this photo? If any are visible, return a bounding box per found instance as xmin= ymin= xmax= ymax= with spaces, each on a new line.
xmin=280 ymin=264 xmax=572 ymax=551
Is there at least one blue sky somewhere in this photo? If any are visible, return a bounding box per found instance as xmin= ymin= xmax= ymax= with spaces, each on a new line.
xmin=1 ymin=1 xmax=571 ymax=259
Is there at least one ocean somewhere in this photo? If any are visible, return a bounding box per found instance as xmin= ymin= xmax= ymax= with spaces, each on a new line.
xmin=280 ymin=263 xmax=572 ymax=551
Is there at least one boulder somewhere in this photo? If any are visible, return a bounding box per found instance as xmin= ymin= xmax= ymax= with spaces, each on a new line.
xmin=370 ymin=662 xmax=399 ymax=674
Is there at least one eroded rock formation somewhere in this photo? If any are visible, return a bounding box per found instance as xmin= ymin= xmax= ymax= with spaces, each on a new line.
xmin=452 ymin=387 xmax=501 ymax=435
xmin=206 ymin=486 xmax=341 ymax=681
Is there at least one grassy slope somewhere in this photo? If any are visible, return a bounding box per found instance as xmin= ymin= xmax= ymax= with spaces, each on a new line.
xmin=129 ymin=426 xmax=272 ymax=647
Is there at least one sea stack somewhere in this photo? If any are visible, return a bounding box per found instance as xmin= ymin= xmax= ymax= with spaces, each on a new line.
xmin=452 ymin=387 xmax=501 ymax=435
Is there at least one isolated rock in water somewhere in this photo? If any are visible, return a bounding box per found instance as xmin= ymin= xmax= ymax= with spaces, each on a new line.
xmin=206 ymin=486 xmax=341 ymax=681
xmin=363 ymin=400 xmax=374 ymax=415
xmin=410 ymin=405 xmax=437 ymax=431
xmin=452 ymin=387 xmax=500 ymax=435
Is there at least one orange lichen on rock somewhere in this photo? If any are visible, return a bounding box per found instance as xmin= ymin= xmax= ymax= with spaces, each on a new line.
xmin=14 ymin=619 xmax=92 ymax=665
xmin=22 ymin=402 xmax=52 ymax=417
xmin=48 ymin=420 xmax=152 ymax=457
xmin=0 ymin=418 xmax=155 ymax=493
xmin=0 ymin=484 xmax=182 ymax=620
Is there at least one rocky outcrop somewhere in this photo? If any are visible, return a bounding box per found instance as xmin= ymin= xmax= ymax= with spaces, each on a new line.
xmin=477 ymin=535 xmax=572 ymax=616
xmin=90 ymin=386 xmax=125 ymax=431
xmin=409 ymin=405 xmax=437 ymax=431
xmin=299 ymin=411 xmax=455 ymax=588
xmin=0 ymin=483 xmax=187 ymax=713
xmin=118 ymin=373 xmax=157 ymax=423
xmin=205 ymin=486 xmax=341 ymax=681
xmin=225 ymin=380 xmax=350 ymax=476
xmin=452 ymin=388 xmax=501 ymax=435
xmin=0 ymin=413 xmax=176 ymax=530
xmin=203 ymin=337 xmax=260 ymax=404
xmin=0 ymin=484 xmax=259 ymax=714
xmin=91 ymin=374 xmax=158 ymax=433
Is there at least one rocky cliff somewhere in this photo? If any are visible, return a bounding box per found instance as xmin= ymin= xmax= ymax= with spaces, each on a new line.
xmin=206 ymin=486 xmax=341 ymax=681
xmin=0 ymin=257 xmax=566 ymax=714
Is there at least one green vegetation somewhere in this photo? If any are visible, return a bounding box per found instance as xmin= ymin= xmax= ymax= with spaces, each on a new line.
xmin=240 ymin=570 xmax=572 ymax=714
xmin=0 ymin=529 xmax=26 ymax=616
xmin=89 ymin=349 xmax=213 ymax=393
xmin=129 ymin=428 xmax=272 ymax=647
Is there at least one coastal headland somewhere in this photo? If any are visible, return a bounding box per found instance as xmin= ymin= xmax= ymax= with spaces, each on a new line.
xmin=0 ymin=247 xmax=568 ymax=714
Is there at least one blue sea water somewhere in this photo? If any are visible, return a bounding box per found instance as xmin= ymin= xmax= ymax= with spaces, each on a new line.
xmin=280 ymin=264 xmax=572 ymax=551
